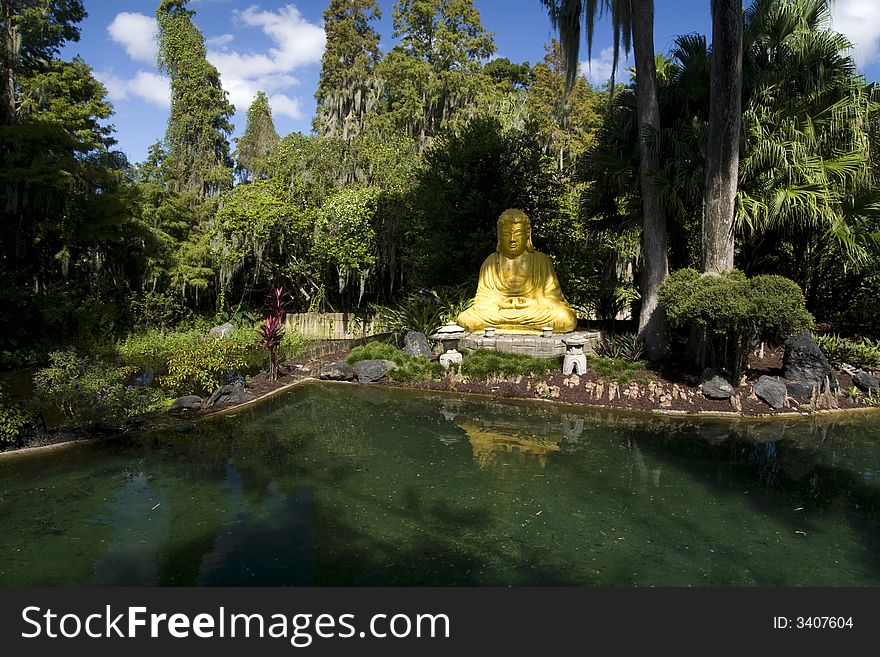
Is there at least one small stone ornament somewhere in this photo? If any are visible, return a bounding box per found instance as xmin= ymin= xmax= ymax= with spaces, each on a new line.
xmin=562 ymin=337 xmax=588 ymax=375
xmin=431 ymin=323 xmax=465 ymax=370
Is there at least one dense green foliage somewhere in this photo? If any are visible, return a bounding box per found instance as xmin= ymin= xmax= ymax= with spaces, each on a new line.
xmin=1 ymin=0 xmax=877 ymax=396
xmin=660 ymin=268 xmax=813 ymax=379
xmin=33 ymin=350 xmax=163 ymax=430
xmin=814 ymin=334 xmax=880 ymax=370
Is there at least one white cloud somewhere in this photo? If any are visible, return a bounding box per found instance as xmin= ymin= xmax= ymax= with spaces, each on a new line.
xmin=102 ymin=4 xmax=321 ymax=123
xmin=831 ymin=0 xmax=880 ymax=67
xmin=107 ymin=12 xmax=158 ymax=65
xmin=579 ymin=47 xmax=632 ymax=86
xmin=206 ymin=4 xmax=324 ymax=114
xmin=206 ymin=33 xmax=235 ymax=49
xmin=96 ymin=69 xmax=170 ymax=108
xmin=267 ymin=94 xmax=303 ymax=120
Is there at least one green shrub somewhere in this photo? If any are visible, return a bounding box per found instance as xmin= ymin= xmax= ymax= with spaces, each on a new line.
xmin=33 ymin=350 xmax=162 ymax=430
xmin=460 ymin=350 xmax=560 ymax=380
xmin=660 ymin=269 xmax=813 ymax=380
xmin=117 ymin=326 xmax=270 ymax=379
xmin=161 ymin=339 xmax=252 ymax=396
xmin=0 ymin=384 xmax=30 ymax=445
xmin=815 ymin=333 xmax=880 ymax=370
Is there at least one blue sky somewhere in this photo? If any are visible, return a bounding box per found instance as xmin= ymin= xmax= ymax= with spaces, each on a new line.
xmin=62 ymin=0 xmax=880 ymax=165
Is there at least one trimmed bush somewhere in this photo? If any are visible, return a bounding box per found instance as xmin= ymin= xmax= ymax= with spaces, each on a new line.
xmin=660 ymin=269 xmax=813 ymax=380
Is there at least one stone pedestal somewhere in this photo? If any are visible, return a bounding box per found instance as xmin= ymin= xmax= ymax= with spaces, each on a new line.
xmin=439 ymin=350 xmax=463 ymax=370
xmin=459 ymin=330 xmax=601 ymax=358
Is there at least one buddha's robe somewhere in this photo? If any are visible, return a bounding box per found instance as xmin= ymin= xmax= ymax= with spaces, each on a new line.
xmin=458 ymin=251 xmax=577 ymax=334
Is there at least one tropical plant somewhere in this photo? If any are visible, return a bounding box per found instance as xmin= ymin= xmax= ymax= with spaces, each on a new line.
xmin=543 ymin=0 xmax=669 ymax=359
xmin=258 ymin=287 xmax=289 ymax=381
xmin=595 ymin=332 xmax=646 ymax=362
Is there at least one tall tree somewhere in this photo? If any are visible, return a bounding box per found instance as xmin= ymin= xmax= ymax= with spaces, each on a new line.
xmin=701 ymin=0 xmax=742 ymax=274
xmin=374 ymin=0 xmax=496 ymax=146
xmin=0 ymin=0 xmax=84 ymax=125
xmin=234 ymin=91 xmax=279 ymax=183
xmin=315 ymin=0 xmax=382 ymax=141
xmin=543 ymin=0 xmax=669 ymax=358
xmin=526 ymin=39 xmax=600 ymax=175
xmin=156 ymin=0 xmax=234 ymax=197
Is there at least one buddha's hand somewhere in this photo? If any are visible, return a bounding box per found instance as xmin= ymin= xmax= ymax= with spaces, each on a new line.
xmin=498 ymin=296 xmax=531 ymax=310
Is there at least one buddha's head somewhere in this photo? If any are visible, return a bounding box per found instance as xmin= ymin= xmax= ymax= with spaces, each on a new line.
xmin=496 ymin=209 xmax=534 ymax=258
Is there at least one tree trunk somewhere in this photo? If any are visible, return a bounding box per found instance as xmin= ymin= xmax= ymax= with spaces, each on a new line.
xmin=702 ymin=0 xmax=743 ymax=274
xmin=631 ymin=0 xmax=668 ymax=360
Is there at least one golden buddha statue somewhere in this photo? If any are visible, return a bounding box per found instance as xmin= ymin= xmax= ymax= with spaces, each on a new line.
xmin=457 ymin=209 xmax=577 ymax=334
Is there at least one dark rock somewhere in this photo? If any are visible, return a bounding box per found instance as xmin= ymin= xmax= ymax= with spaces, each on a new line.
xmin=853 ymin=371 xmax=880 ymax=393
xmin=222 ymin=370 xmax=245 ymax=386
xmin=785 ymin=380 xmax=815 ymax=399
xmin=699 ymin=368 xmax=734 ymax=399
xmin=352 ymin=359 xmax=388 ymax=383
xmin=174 ymin=422 xmax=196 ymax=433
xmin=169 ymin=395 xmax=203 ymax=413
xmin=209 ymin=322 xmax=235 ymax=338
xmin=206 ymin=382 xmax=253 ymax=407
xmin=783 ymin=330 xmax=832 ymax=388
xmin=754 ymin=376 xmax=787 ymax=410
xmin=130 ymin=369 xmax=155 ymax=388
xmin=403 ymin=331 xmax=432 ymax=358
xmin=319 ymin=362 xmax=355 ymax=381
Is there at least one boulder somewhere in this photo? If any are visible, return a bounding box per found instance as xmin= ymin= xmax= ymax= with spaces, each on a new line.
xmin=754 ymin=376 xmax=787 ymax=410
xmin=403 ymin=331 xmax=432 ymax=358
xmin=130 ymin=369 xmax=155 ymax=388
xmin=169 ymin=395 xmax=203 ymax=413
xmin=852 ymin=371 xmax=879 ymax=393
xmin=319 ymin=362 xmax=356 ymax=381
xmin=206 ymin=382 xmax=253 ymax=407
xmin=783 ymin=330 xmax=832 ymax=389
xmin=209 ymin=322 xmax=235 ymax=338
xmin=785 ymin=380 xmax=815 ymax=399
xmin=352 ymin=359 xmax=388 ymax=383
xmin=699 ymin=368 xmax=734 ymax=399
xmin=222 ymin=370 xmax=245 ymax=386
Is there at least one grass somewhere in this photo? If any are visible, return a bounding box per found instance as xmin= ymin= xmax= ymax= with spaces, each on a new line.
xmin=460 ymin=350 xmax=561 ymax=379
xmin=587 ymin=356 xmax=654 ymax=384
xmin=347 ymin=342 xmax=445 ymax=382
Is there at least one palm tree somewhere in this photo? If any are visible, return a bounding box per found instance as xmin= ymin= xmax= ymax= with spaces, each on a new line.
xmin=702 ymin=0 xmax=743 ymax=274
xmin=542 ymin=0 xmax=669 ymax=359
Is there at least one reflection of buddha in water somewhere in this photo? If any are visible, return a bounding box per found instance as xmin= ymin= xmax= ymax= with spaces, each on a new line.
xmin=457 ymin=209 xmax=577 ymax=334
xmin=457 ymin=419 xmax=561 ymax=469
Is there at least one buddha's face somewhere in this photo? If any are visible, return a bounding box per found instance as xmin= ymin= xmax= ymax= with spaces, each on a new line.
xmin=499 ymin=223 xmax=528 ymax=258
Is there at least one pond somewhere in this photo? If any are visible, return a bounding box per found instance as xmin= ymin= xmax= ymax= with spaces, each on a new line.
xmin=1 ymin=381 xmax=879 ymax=586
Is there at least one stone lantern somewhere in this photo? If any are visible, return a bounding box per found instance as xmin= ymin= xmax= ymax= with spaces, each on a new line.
xmin=562 ymin=336 xmax=588 ymax=375
xmin=430 ymin=323 xmax=465 ymax=369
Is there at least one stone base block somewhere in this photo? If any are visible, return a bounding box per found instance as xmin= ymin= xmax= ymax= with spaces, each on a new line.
xmin=459 ymin=330 xmax=601 ymax=358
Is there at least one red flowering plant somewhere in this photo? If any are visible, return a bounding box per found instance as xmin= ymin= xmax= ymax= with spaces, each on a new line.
xmin=259 ymin=287 xmax=289 ymax=381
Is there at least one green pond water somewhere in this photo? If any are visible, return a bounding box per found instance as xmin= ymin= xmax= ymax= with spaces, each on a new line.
xmin=1 ymin=381 xmax=879 ymax=586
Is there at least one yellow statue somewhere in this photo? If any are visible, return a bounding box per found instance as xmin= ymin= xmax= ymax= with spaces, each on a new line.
xmin=457 ymin=208 xmax=577 ymax=334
